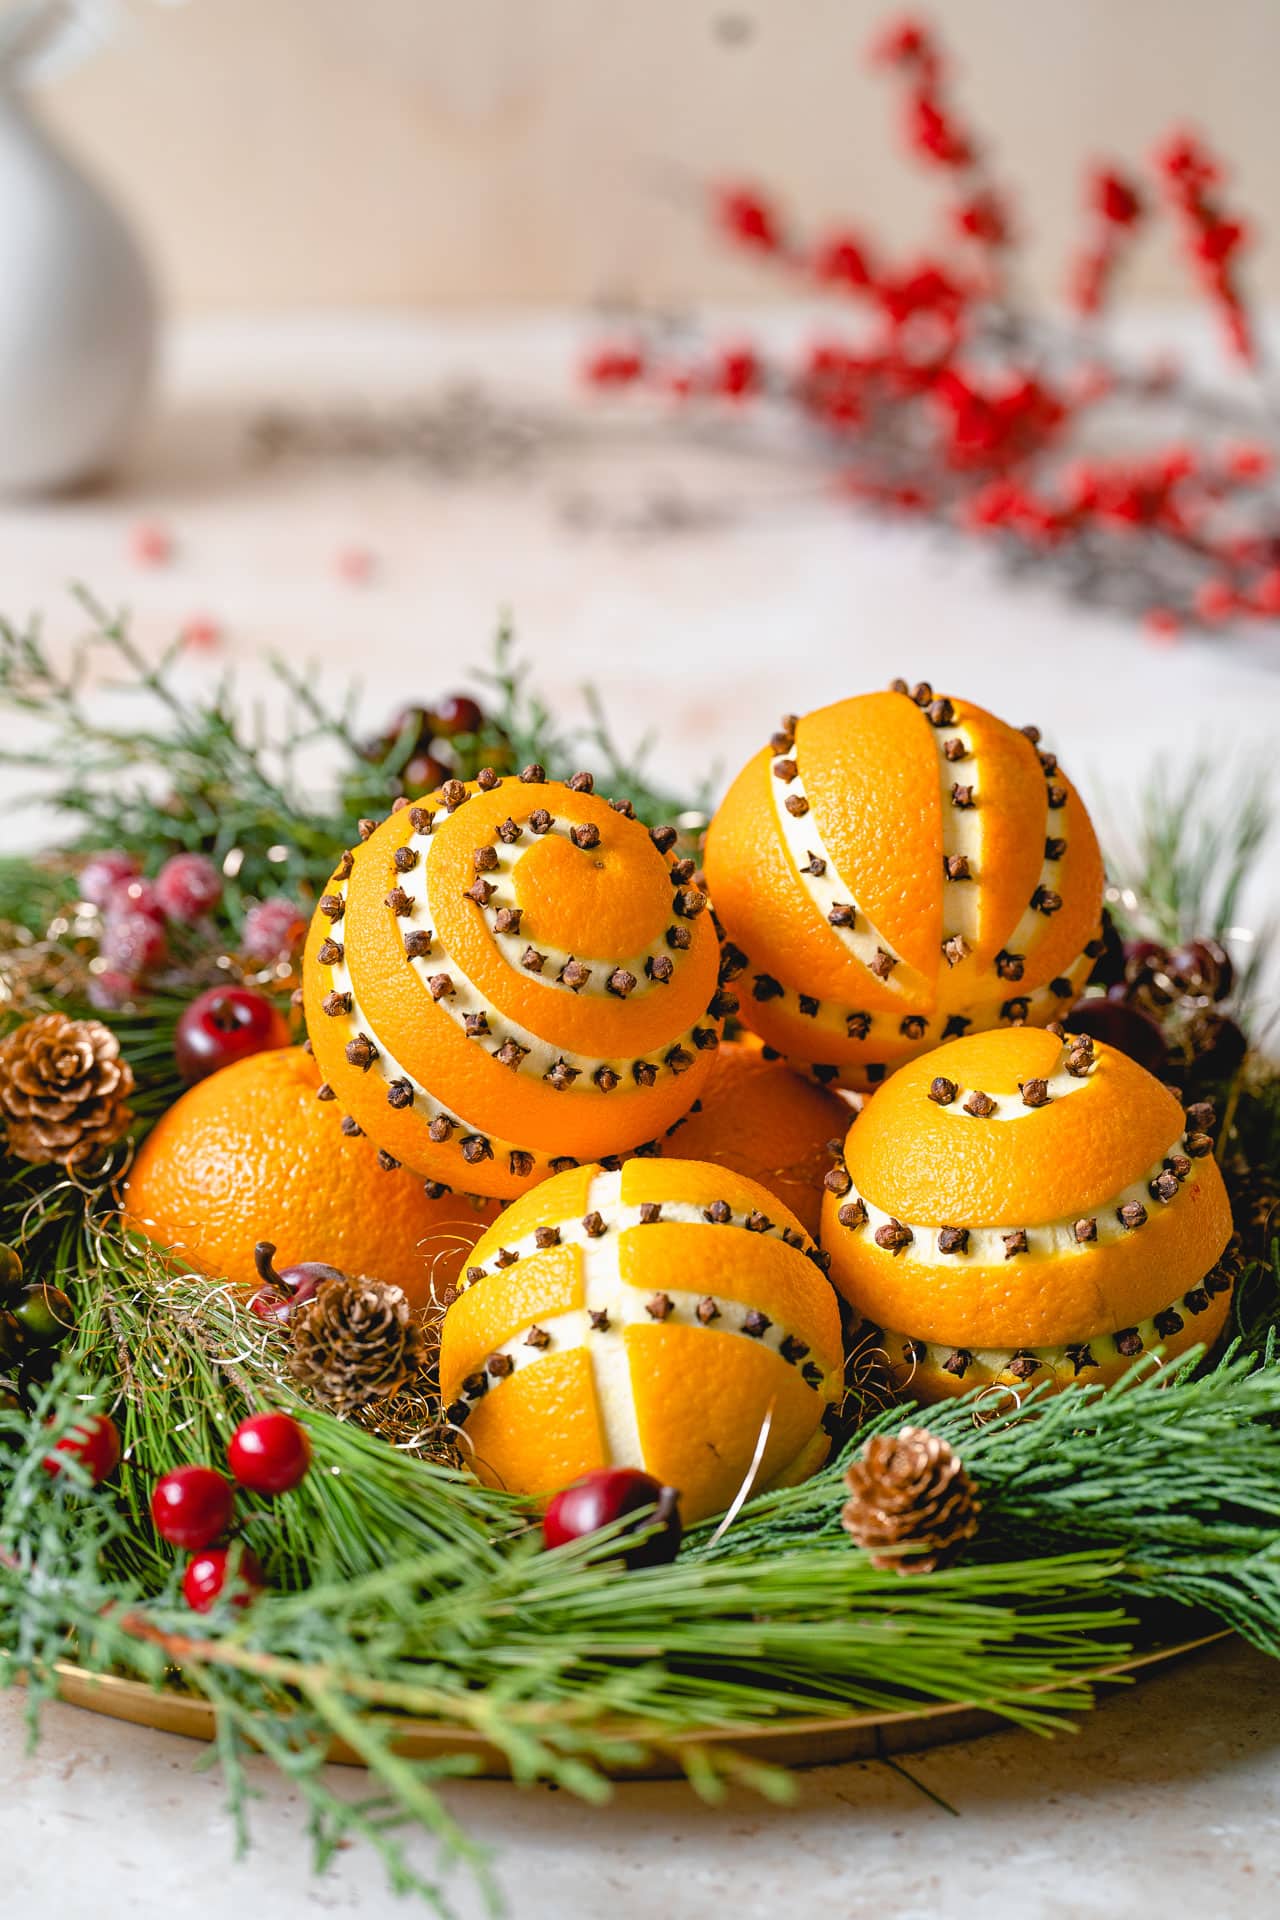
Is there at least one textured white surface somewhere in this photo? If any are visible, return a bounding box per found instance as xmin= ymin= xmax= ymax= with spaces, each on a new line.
xmin=1 ymin=310 xmax=1278 ymax=1917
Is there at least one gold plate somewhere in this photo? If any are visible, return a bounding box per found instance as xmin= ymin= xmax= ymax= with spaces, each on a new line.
xmin=50 ymin=1631 xmax=1230 ymax=1778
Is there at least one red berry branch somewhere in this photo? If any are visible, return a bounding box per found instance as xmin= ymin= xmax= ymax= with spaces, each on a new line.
xmin=583 ymin=14 xmax=1279 ymax=643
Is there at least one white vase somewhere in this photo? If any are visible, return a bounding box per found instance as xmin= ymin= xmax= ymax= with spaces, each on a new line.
xmin=0 ymin=83 xmax=156 ymax=494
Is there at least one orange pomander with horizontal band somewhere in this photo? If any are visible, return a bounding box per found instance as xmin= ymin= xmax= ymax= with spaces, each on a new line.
xmin=704 ymin=682 xmax=1105 ymax=1092
xmin=821 ymin=1026 xmax=1234 ymax=1404
xmin=439 ymin=1158 xmax=844 ymax=1524
xmin=304 ymin=769 xmax=724 ymax=1200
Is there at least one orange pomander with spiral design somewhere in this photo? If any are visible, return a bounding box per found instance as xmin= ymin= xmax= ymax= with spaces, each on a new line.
xmin=304 ymin=769 xmax=725 ymax=1199
xmin=821 ymin=1026 xmax=1234 ymax=1404
xmin=704 ymin=681 xmax=1106 ymax=1092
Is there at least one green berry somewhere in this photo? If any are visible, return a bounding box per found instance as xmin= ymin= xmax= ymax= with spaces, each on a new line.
xmin=13 ymin=1284 xmax=75 ymax=1349
xmin=0 ymin=1244 xmax=23 ymax=1300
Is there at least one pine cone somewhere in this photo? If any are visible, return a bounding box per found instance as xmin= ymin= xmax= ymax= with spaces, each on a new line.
xmin=841 ymin=1426 xmax=980 ymax=1574
xmin=289 ymin=1272 xmax=425 ymax=1417
xmin=0 ymin=1013 xmax=134 ymax=1169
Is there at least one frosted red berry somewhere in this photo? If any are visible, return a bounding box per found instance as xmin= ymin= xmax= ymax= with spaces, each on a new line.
xmin=183 ymin=1545 xmax=265 ymax=1613
xmin=543 ymin=1468 xmax=682 ymax=1568
xmin=102 ymin=910 xmax=169 ymax=977
xmin=714 ymin=185 xmax=782 ymax=252
xmin=87 ymin=968 xmax=139 ymax=1011
xmin=79 ymin=851 xmax=140 ymax=909
xmin=242 ymin=897 xmax=306 ymax=962
xmin=174 ymin=986 xmax=290 ymax=1084
xmin=227 ymin=1412 xmax=311 ymax=1495
xmin=105 ymin=876 xmax=165 ymax=923
xmin=155 ymin=853 xmax=223 ymax=923
xmin=43 ymin=1413 xmax=121 ymax=1485
xmin=150 ymin=1465 xmax=235 ymax=1549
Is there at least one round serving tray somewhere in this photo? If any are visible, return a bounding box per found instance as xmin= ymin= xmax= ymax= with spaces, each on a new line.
xmin=50 ymin=1629 xmax=1229 ymax=1777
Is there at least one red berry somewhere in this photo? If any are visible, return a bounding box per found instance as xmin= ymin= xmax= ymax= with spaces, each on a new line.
xmin=174 ymin=986 xmax=290 ymax=1085
xmin=581 ymin=344 xmax=645 ymax=387
xmin=79 ymin=851 xmax=140 ymax=908
xmin=1144 ymin=607 xmax=1182 ymax=646
xmin=101 ymin=910 xmax=169 ymax=977
xmin=87 ymin=967 xmax=139 ymax=1011
xmin=129 ymin=521 xmax=173 ymax=567
xmin=183 ymin=1545 xmax=265 ymax=1614
xmin=1091 ymin=169 xmax=1144 ymax=228
xmin=150 ymin=1465 xmax=235 ymax=1549
xmin=431 ymin=693 xmax=484 ymax=738
xmin=227 ymin=1412 xmax=311 ymax=1495
xmin=1251 ymin=568 xmax=1280 ymax=616
xmin=181 ymin=616 xmax=222 ymax=652
xmin=336 ymin=545 xmax=375 ymax=584
xmin=403 ymin=751 xmax=451 ymax=795
xmin=812 ymin=230 xmax=874 ymax=290
xmin=714 ymin=185 xmax=782 ymax=252
xmin=155 ymin=853 xmax=222 ymax=923
xmin=105 ymin=876 xmax=165 ymax=923
xmin=543 ymin=1468 xmax=682 ymax=1568
xmin=1194 ymin=577 xmax=1236 ymax=624
xmin=43 ymin=1413 xmax=121 ymax=1485
xmin=241 ymin=896 xmax=306 ymax=962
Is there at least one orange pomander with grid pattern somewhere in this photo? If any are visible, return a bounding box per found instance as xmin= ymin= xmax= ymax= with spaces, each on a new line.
xmin=304 ymin=770 xmax=725 ymax=1199
xmin=704 ymin=682 xmax=1105 ymax=1092
xmin=820 ymin=1027 xmax=1234 ymax=1404
xmin=439 ymin=1158 xmax=844 ymax=1524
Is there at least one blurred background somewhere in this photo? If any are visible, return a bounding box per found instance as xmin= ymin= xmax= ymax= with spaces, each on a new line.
xmin=0 ymin=0 xmax=1276 ymax=856
xmin=38 ymin=0 xmax=1280 ymax=310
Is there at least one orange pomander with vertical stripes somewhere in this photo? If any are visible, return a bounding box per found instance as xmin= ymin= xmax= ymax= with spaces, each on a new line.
xmin=304 ymin=770 xmax=724 ymax=1200
xmin=703 ymin=682 xmax=1105 ymax=1092
xmin=438 ymin=1158 xmax=844 ymax=1524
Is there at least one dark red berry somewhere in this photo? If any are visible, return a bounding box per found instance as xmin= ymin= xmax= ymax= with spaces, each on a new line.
xmin=431 ymin=693 xmax=484 ymax=738
xmin=543 ymin=1468 xmax=682 ymax=1568
xmin=174 ymin=986 xmax=291 ymax=1084
xmin=1121 ymin=939 xmax=1177 ymax=1009
xmin=155 ymin=852 xmax=223 ymax=923
xmin=1067 ymin=995 xmax=1169 ymax=1076
xmin=150 ymin=1465 xmax=235 ymax=1549
xmin=403 ymin=752 xmax=451 ymax=796
xmin=247 ymin=1243 xmax=345 ymax=1324
xmin=183 ymin=1545 xmax=265 ymax=1613
xmin=1168 ymin=937 xmax=1234 ymax=1004
xmin=1184 ymin=1010 xmax=1248 ymax=1085
xmin=227 ymin=1412 xmax=311 ymax=1494
xmin=43 ymin=1413 xmax=121 ymax=1485
xmin=79 ymin=851 xmax=140 ymax=908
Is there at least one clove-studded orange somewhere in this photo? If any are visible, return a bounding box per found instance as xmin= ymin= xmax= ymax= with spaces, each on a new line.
xmin=704 ymin=682 xmax=1105 ymax=1091
xmin=656 ymin=1034 xmax=850 ymax=1237
xmin=821 ymin=1025 xmax=1234 ymax=1403
xmin=304 ymin=770 xmax=725 ymax=1200
xmin=124 ymin=1046 xmax=498 ymax=1310
xmin=438 ymin=1158 xmax=844 ymax=1524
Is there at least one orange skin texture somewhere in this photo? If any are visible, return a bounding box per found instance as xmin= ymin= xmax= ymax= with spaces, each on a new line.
xmin=439 ymin=1158 xmax=844 ymax=1523
xmin=123 ymin=1047 xmax=498 ymax=1311
xmin=821 ymin=1029 xmax=1232 ymax=1355
xmin=305 ymin=778 xmax=721 ymax=1198
xmin=704 ymin=690 xmax=1105 ymax=1089
xmin=903 ymin=1291 xmax=1230 ymax=1404
xmin=656 ymin=1036 xmax=851 ymax=1235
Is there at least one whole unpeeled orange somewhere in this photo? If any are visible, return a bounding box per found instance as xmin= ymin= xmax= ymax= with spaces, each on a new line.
xmin=124 ymin=1046 xmax=498 ymax=1311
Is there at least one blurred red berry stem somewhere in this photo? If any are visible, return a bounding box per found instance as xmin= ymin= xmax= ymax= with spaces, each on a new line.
xmin=584 ymin=14 xmax=1280 ymax=642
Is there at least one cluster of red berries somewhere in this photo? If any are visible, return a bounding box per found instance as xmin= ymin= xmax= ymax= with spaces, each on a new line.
xmin=150 ymin=1411 xmax=311 ymax=1613
xmin=81 ymin=848 xmax=306 ymax=1014
xmin=582 ymin=14 xmax=1276 ymax=640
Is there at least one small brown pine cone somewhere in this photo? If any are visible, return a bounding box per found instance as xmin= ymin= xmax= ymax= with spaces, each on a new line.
xmin=841 ymin=1426 xmax=980 ymax=1575
xmin=289 ymin=1273 xmax=426 ymax=1418
xmin=0 ymin=1013 xmax=134 ymax=1169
